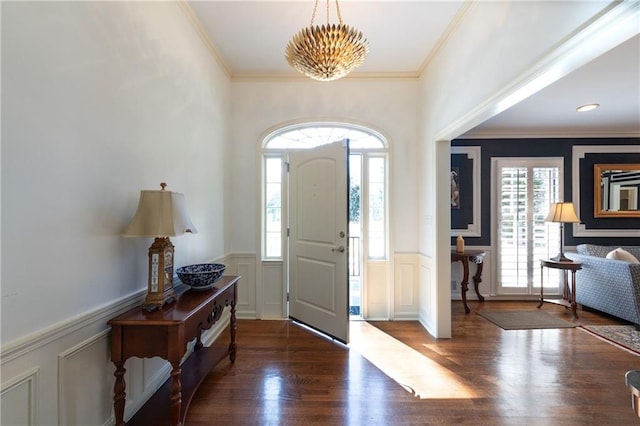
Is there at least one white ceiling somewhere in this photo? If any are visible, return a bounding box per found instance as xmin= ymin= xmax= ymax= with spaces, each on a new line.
xmin=465 ymin=34 xmax=640 ymax=138
xmin=187 ymin=1 xmax=640 ymax=138
xmin=188 ymin=1 xmax=465 ymax=77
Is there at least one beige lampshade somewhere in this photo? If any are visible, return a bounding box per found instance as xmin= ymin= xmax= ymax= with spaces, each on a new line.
xmin=123 ymin=185 xmax=197 ymax=237
xmin=545 ymin=202 xmax=580 ymax=223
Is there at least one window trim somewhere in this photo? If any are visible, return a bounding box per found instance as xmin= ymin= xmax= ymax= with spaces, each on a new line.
xmin=491 ymin=156 xmax=565 ymax=296
xmin=365 ymin=152 xmax=389 ymax=260
xmin=260 ymin=123 xmax=388 ymax=262
xmin=263 ymin=122 xmax=387 ymax=150
xmin=262 ymin=154 xmax=285 ymax=260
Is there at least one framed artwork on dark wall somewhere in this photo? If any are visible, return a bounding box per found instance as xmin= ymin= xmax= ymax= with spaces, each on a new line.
xmin=451 ymin=146 xmax=481 ymax=237
xmin=572 ymin=145 xmax=640 ymax=237
xmin=451 ymin=167 xmax=460 ymax=209
xmin=593 ymin=163 xmax=640 ymax=218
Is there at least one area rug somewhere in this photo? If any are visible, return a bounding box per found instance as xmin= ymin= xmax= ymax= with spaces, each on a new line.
xmin=477 ymin=310 xmax=577 ymax=330
xmin=580 ymin=325 xmax=640 ymax=356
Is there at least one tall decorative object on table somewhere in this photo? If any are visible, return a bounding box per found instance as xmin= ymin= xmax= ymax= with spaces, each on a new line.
xmin=456 ymin=235 xmax=465 ymax=253
xmin=123 ymin=182 xmax=197 ymax=311
xmin=545 ymin=201 xmax=580 ymax=262
xmin=285 ymin=0 xmax=369 ymax=81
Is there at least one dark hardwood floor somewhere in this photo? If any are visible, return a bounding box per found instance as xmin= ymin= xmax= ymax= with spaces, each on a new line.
xmin=187 ymin=301 xmax=639 ymax=425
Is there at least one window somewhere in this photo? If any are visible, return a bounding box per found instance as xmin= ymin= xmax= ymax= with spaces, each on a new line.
xmin=262 ymin=124 xmax=386 ymax=261
xmin=264 ymin=156 xmax=283 ymax=259
xmin=493 ymin=157 xmax=563 ymax=295
xmin=262 ymin=123 xmax=388 ymax=318
xmin=266 ymin=125 xmax=384 ymax=150
xmin=368 ymin=156 xmax=386 ymax=259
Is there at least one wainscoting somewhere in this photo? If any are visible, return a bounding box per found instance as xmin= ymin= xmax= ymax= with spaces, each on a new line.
xmin=1 ymin=251 xmax=420 ymax=425
xmin=418 ymin=253 xmax=436 ymax=333
xmin=393 ymin=253 xmax=420 ymax=320
xmin=1 ymin=286 xmax=147 ymax=426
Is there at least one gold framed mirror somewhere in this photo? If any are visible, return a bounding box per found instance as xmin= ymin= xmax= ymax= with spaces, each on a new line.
xmin=594 ymin=163 xmax=640 ymax=218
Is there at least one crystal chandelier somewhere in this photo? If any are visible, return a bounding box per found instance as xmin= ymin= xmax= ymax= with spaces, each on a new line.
xmin=285 ymin=0 xmax=369 ymax=81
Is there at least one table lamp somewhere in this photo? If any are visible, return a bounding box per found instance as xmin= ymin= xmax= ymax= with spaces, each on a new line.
xmin=123 ymin=182 xmax=197 ymax=311
xmin=545 ymin=201 xmax=580 ymax=262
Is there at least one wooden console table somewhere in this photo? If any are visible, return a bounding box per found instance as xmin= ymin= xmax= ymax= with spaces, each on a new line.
xmin=451 ymin=250 xmax=486 ymax=313
xmin=538 ymin=259 xmax=581 ymax=319
xmin=108 ymin=275 xmax=240 ymax=426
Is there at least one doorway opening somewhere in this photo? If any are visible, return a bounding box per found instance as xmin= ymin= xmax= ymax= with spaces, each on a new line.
xmin=262 ymin=123 xmax=388 ymax=324
xmin=349 ymin=154 xmax=362 ymax=318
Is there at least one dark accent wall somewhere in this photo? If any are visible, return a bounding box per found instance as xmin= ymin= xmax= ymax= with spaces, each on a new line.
xmin=451 ymin=138 xmax=640 ymax=247
xmin=579 ymin=152 xmax=640 ymax=229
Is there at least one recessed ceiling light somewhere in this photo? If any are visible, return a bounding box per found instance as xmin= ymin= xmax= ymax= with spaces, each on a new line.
xmin=576 ymin=103 xmax=600 ymax=112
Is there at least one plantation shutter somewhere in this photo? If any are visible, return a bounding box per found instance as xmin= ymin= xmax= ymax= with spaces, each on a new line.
xmin=495 ymin=158 xmax=562 ymax=294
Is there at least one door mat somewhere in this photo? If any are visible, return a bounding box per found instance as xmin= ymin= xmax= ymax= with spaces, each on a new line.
xmin=580 ymin=325 xmax=640 ymax=356
xmin=477 ymin=310 xmax=577 ymax=330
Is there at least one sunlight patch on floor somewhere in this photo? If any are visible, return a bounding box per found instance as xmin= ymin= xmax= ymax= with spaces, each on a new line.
xmin=348 ymin=321 xmax=478 ymax=399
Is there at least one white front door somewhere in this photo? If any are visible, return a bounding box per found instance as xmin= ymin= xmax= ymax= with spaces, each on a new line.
xmin=288 ymin=141 xmax=349 ymax=343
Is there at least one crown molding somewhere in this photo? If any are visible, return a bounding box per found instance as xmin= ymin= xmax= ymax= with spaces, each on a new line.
xmin=230 ymin=72 xmax=420 ymax=83
xmin=178 ymin=1 xmax=426 ymax=83
xmin=417 ymin=0 xmax=475 ymax=77
xmin=177 ymin=0 xmax=231 ymax=80
xmin=458 ymin=129 xmax=640 ymax=139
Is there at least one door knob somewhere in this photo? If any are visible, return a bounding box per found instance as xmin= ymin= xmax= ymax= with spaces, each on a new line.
xmin=332 ymin=245 xmax=345 ymax=253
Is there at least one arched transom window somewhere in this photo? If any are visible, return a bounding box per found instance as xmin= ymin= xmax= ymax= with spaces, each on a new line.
xmin=262 ymin=123 xmax=388 ymax=264
xmin=264 ymin=124 xmax=385 ymax=150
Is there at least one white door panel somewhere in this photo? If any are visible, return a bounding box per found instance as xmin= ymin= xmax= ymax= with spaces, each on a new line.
xmin=296 ymin=257 xmax=336 ymax=311
xmin=289 ymin=141 xmax=348 ymax=343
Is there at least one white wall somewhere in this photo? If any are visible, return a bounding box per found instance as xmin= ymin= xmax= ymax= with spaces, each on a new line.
xmin=229 ymin=79 xmax=421 ymax=320
xmin=3 ymin=0 xmax=637 ymax=423
xmin=2 ymin=0 xmax=230 ymax=345
xmin=417 ymin=1 xmax=636 ymax=337
xmin=1 ymin=2 xmax=230 ymax=424
xmin=229 ymin=79 xmax=420 ymax=254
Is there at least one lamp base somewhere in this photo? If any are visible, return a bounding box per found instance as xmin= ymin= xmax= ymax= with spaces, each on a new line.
xmin=142 ymin=237 xmax=177 ymax=312
xmin=142 ymin=288 xmax=176 ymax=312
xmin=551 ymin=253 xmax=573 ymax=263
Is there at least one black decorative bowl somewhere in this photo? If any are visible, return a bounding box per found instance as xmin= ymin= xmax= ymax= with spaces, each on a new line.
xmin=176 ymin=263 xmax=226 ymax=291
